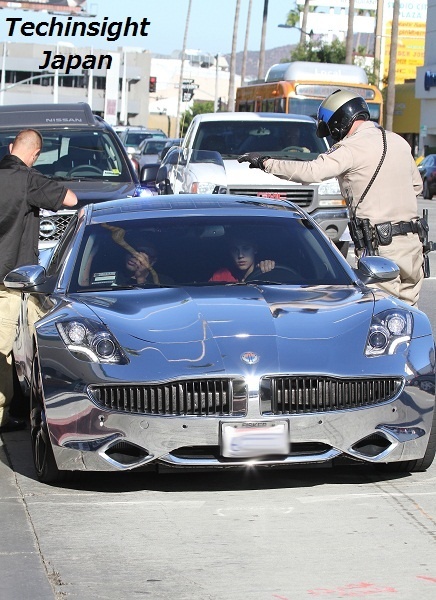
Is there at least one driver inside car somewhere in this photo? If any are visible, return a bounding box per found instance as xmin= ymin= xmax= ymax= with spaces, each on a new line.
xmin=209 ymin=236 xmax=275 ymax=282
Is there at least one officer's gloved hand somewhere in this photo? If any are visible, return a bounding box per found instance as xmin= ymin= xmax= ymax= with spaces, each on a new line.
xmin=237 ymin=152 xmax=270 ymax=170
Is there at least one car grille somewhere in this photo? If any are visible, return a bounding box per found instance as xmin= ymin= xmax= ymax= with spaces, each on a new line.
xmin=261 ymin=376 xmax=403 ymax=415
xmin=89 ymin=378 xmax=247 ymax=417
xmin=227 ymin=186 xmax=314 ymax=208
xmin=89 ymin=376 xmax=403 ymax=418
xmin=39 ymin=211 xmax=76 ymax=243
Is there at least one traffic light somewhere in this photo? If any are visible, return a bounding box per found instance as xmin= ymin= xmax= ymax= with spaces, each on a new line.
xmin=217 ymin=97 xmax=222 ymax=111
xmin=149 ymin=76 xmax=157 ymax=93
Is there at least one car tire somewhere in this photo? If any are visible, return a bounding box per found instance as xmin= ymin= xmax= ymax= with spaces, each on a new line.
xmin=423 ymin=179 xmax=433 ymax=200
xmin=30 ymin=352 xmax=67 ymax=484
xmin=376 ymin=403 xmax=436 ymax=473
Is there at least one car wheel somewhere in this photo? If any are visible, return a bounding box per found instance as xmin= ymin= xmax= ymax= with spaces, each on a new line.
xmin=423 ymin=180 xmax=433 ymax=200
xmin=376 ymin=403 xmax=436 ymax=473
xmin=30 ymin=352 xmax=66 ymax=484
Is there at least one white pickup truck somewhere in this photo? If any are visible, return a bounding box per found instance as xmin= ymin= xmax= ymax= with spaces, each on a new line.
xmin=165 ymin=112 xmax=349 ymax=248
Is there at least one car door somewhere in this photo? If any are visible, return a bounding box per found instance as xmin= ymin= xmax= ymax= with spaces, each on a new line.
xmin=158 ymin=147 xmax=185 ymax=194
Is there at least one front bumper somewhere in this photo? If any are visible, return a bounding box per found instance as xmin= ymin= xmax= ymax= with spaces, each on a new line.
xmin=46 ymin=374 xmax=435 ymax=473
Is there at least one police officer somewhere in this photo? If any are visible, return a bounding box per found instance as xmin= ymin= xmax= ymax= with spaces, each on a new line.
xmin=0 ymin=129 xmax=77 ymax=433
xmin=238 ymin=89 xmax=424 ymax=307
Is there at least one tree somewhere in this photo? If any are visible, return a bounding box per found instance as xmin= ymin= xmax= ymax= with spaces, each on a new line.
xmin=228 ymin=0 xmax=241 ymax=112
xmin=241 ymin=0 xmax=253 ymax=86
xmin=258 ymin=0 xmax=269 ymax=79
xmin=289 ymin=38 xmax=346 ymax=64
xmin=286 ymin=2 xmax=314 ymax=43
xmin=345 ymin=0 xmax=355 ymax=64
xmin=180 ymin=101 xmax=215 ymax=136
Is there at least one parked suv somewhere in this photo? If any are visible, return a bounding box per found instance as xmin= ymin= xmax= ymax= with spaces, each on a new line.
xmin=169 ymin=112 xmax=348 ymax=244
xmin=0 ymin=103 xmax=151 ymax=248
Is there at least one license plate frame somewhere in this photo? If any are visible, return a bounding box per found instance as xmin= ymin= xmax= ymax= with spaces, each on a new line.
xmin=220 ymin=420 xmax=290 ymax=458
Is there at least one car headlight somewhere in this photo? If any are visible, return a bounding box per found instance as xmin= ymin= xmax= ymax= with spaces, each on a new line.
xmin=57 ymin=319 xmax=128 ymax=364
xmin=365 ymin=309 xmax=413 ymax=356
xmin=318 ymin=178 xmax=341 ymax=196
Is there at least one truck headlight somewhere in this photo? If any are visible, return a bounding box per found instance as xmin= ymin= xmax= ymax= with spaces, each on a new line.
xmin=190 ymin=182 xmax=223 ymax=194
xmin=318 ymin=179 xmax=341 ymax=196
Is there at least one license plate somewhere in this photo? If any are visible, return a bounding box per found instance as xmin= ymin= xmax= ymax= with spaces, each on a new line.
xmin=221 ymin=421 xmax=289 ymax=458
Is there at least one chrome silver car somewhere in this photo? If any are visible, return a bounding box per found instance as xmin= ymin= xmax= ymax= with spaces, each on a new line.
xmin=5 ymin=195 xmax=436 ymax=484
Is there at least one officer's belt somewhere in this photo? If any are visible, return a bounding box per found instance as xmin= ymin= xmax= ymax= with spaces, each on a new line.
xmin=390 ymin=221 xmax=419 ymax=236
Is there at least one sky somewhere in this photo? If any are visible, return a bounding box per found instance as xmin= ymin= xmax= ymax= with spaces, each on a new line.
xmin=0 ymin=0 xmax=301 ymax=56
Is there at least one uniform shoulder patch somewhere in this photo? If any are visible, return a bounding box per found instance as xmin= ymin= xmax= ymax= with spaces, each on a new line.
xmin=326 ymin=143 xmax=341 ymax=154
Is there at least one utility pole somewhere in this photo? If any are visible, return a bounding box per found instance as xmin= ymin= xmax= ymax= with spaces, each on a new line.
xmin=374 ymin=0 xmax=384 ymax=88
xmin=176 ymin=0 xmax=192 ymax=137
xmin=385 ymin=0 xmax=400 ymax=131
xmin=214 ymin=54 xmax=219 ymax=112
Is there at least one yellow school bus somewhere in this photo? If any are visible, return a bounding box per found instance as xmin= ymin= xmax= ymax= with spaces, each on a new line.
xmin=236 ymin=61 xmax=383 ymax=125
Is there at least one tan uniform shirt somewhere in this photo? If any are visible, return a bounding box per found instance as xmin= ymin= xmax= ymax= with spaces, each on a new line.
xmin=264 ymin=121 xmax=423 ymax=224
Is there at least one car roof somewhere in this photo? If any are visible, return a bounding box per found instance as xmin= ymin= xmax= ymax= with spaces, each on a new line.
xmin=0 ymin=102 xmax=102 ymax=129
xmin=192 ymin=112 xmax=316 ymax=124
xmin=87 ymin=194 xmax=303 ymax=220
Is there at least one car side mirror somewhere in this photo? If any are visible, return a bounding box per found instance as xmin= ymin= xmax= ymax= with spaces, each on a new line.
xmin=3 ymin=264 xmax=48 ymax=291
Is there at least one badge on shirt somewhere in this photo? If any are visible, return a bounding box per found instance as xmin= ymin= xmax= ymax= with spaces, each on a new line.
xmin=326 ymin=143 xmax=341 ymax=154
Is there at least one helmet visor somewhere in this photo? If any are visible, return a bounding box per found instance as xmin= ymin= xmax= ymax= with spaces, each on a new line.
xmin=316 ymin=104 xmax=335 ymax=138
xmin=316 ymin=120 xmax=330 ymax=138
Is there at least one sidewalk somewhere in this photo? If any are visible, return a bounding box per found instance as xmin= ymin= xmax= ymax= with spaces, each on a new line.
xmin=0 ymin=435 xmax=55 ymax=600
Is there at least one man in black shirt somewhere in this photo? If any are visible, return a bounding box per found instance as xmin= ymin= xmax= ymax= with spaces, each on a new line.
xmin=0 ymin=129 xmax=77 ymax=433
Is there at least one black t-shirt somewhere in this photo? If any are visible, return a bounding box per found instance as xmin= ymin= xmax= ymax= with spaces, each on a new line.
xmin=0 ymin=154 xmax=68 ymax=281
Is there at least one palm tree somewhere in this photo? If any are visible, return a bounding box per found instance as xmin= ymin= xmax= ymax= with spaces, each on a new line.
xmin=228 ymin=0 xmax=241 ymax=112
xmin=300 ymin=0 xmax=311 ymax=44
xmin=286 ymin=2 xmax=312 ymax=43
xmin=175 ymin=0 xmax=192 ymax=137
xmin=345 ymin=0 xmax=355 ymax=64
xmin=240 ymin=0 xmax=253 ymax=86
xmin=257 ymin=0 xmax=269 ymax=80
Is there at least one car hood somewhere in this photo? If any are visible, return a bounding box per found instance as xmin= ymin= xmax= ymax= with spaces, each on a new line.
xmin=223 ymin=158 xmax=307 ymax=186
xmin=63 ymin=180 xmax=139 ymax=206
xmin=75 ymin=285 xmax=378 ymax=378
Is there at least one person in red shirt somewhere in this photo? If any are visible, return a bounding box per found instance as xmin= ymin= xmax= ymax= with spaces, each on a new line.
xmin=210 ymin=237 xmax=275 ymax=282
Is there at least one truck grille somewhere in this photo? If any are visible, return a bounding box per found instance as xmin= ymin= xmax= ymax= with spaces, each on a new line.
xmin=89 ymin=378 xmax=247 ymax=416
xmin=39 ymin=211 xmax=76 ymax=244
xmin=261 ymin=376 xmax=403 ymax=415
xmin=228 ymin=186 xmax=314 ymax=208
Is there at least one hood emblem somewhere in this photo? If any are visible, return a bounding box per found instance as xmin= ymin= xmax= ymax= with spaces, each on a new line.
xmin=241 ymin=351 xmax=259 ymax=365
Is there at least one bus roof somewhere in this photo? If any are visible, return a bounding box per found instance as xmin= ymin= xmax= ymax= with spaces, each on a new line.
xmin=265 ymin=62 xmax=369 ymax=85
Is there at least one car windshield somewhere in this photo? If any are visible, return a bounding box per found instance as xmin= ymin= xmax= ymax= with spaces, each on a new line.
xmin=70 ymin=213 xmax=352 ymax=292
xmin=125 ymin=132 xmax=153 ymax=147
xmin=0 ymin=128 xmax=133 ymax=182
xmin=193 ymin=121 xmax=327 ymax=159
xmin=140 ymin=140 xmax=167 ymax=155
